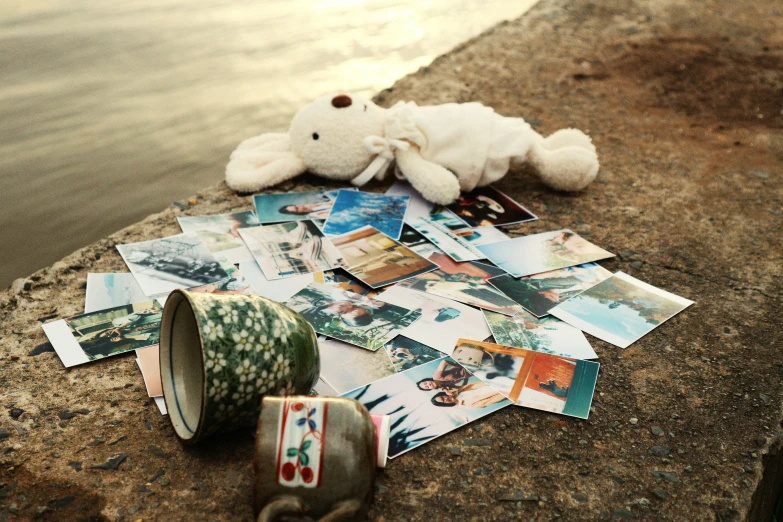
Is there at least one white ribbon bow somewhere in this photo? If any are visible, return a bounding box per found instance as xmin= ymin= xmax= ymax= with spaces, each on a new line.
xmin=351 ymin=136 xmax=411 ymax=187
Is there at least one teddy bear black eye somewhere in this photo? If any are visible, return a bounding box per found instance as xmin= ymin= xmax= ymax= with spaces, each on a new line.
xmin=312 ymin=132 xmax=319 ymax=140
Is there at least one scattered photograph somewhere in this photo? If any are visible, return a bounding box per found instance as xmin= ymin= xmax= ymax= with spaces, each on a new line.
xmin=549 ymin=272 xmax=694 ymax=349
xmin=136 ymin=345 xmax=162 ymax=397
xmin=187 ymin=263 xmax=256 ymax=296
xmin=451 ymin=339 xmax=599 ymax=419
xmin=397 ymin=252 xmax=521 ymax=316
xmin=318 ymin=338 xmax=396 ymax=394
xmin=398 ymin=224 xmax=442 ymax=258
xmin=477 ymin=229 xmax=614 ymax=278
xmin=451 ymin=226 xmax=509 ymax=246
xmin=237 ymin=261 xmax=316 ymax=303
xmin=323 ymin=189 xmax=409 ymax=239
xmin=409 ymin=216 xmax=484 ymax=262
xmin=176 ymin=211 xmax=259 ymax=264
xmin=253 ymin=190 xmax=339 ymax=223
xmin=445 ymin=186 xmax=537 ymax=227
xmin=483 ymin=310 xmax=597 ymax=360
xmin=376 ymin=286 xmax=491 ymax=355
xmin=116 ymin=233 xmax=230 ymax=297
xmin=331 ymin=226 xmax=437 ymax=288
xmin=85 ymin=273 xmax=146 ymax=313
xmin=238 ymin=220 xmax=346 ymax=280
xmin=284 ymin=283 xmax=421 ymax=351
xmin=489 ymin=262 xmax=612 ymax=317
xmin=386 ymin=181 xmax=434 ymax=221
xmin=342 ymin=357 xmax=511 ymax=458
xmin=315 ymin=269 xmax=377 ymax=298
xmin=384 ymin=336 xmax=444 ymax=372
xmin=428 ymin=208 xmax=470 ymax=230
xmin=43 ymin=300 xmax=163 ymax=367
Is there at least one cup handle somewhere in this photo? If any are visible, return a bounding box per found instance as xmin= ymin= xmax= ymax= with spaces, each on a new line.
xmin=257 ymin=496 xmax=304 ymax=522
xmin=316 ymin=499 xmax=362 ymax=522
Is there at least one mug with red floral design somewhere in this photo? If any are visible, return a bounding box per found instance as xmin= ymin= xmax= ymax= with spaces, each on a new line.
xmin=253 ymin=396 xmax=376 ymax=522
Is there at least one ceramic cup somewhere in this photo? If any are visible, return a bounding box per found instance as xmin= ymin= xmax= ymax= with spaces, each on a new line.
xmin=254 ymin=396 xmax=376 ymax=522
xmin=160 ymin=289 xmax=320 ymax=444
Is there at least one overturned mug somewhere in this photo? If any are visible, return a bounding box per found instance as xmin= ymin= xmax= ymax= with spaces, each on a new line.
xmin=160 ymin=290 xmax=320 ymax=443
xmin=254 ymin=396 xmax=377 ymax=522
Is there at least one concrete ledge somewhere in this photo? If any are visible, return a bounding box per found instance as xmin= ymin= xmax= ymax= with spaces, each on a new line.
xmin=1 ymin=0 xmax=782 ymax=520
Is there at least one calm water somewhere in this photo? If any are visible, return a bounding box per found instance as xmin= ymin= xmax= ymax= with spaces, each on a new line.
xmin=0 ymin=0 xmax=535 ymax=288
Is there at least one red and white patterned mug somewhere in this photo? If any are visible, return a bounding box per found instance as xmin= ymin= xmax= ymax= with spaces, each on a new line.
xmin=253 ymin=396 xmax=376 ymax=522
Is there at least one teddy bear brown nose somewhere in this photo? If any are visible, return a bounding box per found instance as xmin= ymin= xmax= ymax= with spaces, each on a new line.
xmin=331 ymin=94 xmax=352 ymax=108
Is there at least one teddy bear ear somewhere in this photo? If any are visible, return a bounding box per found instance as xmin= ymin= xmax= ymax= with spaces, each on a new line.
xmin=226 ymin=147 xmax=306 ymax=193
xmin=331 ymin=94 xmax=352 ymax=108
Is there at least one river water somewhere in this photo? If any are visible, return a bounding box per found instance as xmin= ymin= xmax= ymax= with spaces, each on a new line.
xmin=0 ymin=0 xmax=535 ymax=288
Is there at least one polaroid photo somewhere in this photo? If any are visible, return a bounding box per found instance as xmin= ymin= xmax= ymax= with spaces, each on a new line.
xmin=42 ymin=300 xmax=163 ymax=367
xmin=238 ymin=220 xmax=346 ymax=280
xmin=177 ymin=211 xmax=258 ymax=264
xmin=396 ymin=252 xmax=521 ymax=316
xmin=386 ymin=180 xmax=434 ymax=221
xmin=237 ymin=261 xmax=316 ymax=303
xmin=330 ymin=226 xmax=437 ymax=288
xmin=483 ymin=310 xmax=597 ymax=360
xmin=253 ymin=190 xmax=339 ymax=223
xmin=398 ymin=224 xmax=442 ymax=258
xmin=116 ymin=233 xmax=230 ymax=297
xmin=384 ymin=336 xmax=444 ymax=373
xmin=318 ymin=338 xmax=396 ymax=394
xmin=376 ymin=285 xmax=491 ymax=355
xmin=408 ymin=216 xmax=484 ymax=262
xmin=85 ymin=273 xmax=146 ymax=313
xmin=323 ymin=189 xmax=409 ymax=240
xmin=342 ymin=357 xmax=511 ymax=458
xmin=136 ymin=345 xmax=162 ymax=397
xmin=489 ymin=262 xmax=612 ymax=317
xmin=477 ymin=229 xmax=614 ymax=278
xmin=549 ymin=272 xmax=694 ymax=349
xmin=445 ymin=186 xmax=537 ymax=227
xmin=284 ymin=282 xmax=421 ymax=351
xmin=451 ymin=339 xmax=599 ymax=419
xmin=451 ymin=226 xmax=509 ymax=247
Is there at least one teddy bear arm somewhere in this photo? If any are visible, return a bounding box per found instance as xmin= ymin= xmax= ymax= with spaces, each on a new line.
xmin=395 ymin=147 xmax=461 ymax=205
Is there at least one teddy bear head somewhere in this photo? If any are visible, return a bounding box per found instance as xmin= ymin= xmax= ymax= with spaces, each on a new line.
xmin=288 ymin=93 xmax=386 ymax=180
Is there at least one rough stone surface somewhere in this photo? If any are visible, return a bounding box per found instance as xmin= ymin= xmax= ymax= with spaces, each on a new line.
xmin=0 ymin=0 xmax=781 ymax=520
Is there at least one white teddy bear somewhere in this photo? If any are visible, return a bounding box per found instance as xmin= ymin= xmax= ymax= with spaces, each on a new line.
xmin=226 ymin=93 xmax=599 ymax=205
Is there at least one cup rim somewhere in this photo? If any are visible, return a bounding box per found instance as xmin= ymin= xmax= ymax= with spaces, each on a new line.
xmin=160 ymin=289 xmax=207 ymax=444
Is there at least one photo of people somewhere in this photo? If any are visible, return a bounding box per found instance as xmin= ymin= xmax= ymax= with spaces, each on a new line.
xmin=483 ymin=310 xmax=597 ymax=360
xmin=409 ymin=216 xmax=484 ymax=262
xmin=451 ymin=225 xmax=509 ymax=246
xmin=549 ymin=272 xmax=694 ymax=349
xmin=323 ymin=189 xmax=409 ymax=240
xmin=331 ymin=226 xmax=437 ymax=288
xmin=238 ymin=220 xmax=346 ymax=280
xmin=451 ymin=339 xmax=599 ymax=419
xmin=384 ymin=336 xmax=443 ymax=372
xmin=315 ymin=269 xmax=377 ymax=297
xmin=317 ymin=338 xmax=396 ymax=394
xmin=342 ymin=357 xmax=510 ymax=458
xmin=85 ymin=273 xmax=146 ymax=313
xmin=43 ymin=300 xmax=163 ymax=367
xmin=177 ymin=211 xmax=259 ymax=264
xmin=376 ymin=285 xmax=491 ymax=355
xmin=396 ymin=252 xmax=521 ymax=316
xmin=477 ymin=229 xmax=614 ymax=278
xmin=116 ymin=233 xmax=230 ymax=297
xmin=253 ymin=190 xmax=340 ymax=223
xmin=489 ymin=262 xmax=612 ymax=317
xmin=445 ymin=186 xmax=537 ymax=227
xmin=284 ymin=283 xmax=421 ymax=351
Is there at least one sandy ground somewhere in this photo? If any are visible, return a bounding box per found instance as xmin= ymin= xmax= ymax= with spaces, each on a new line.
xmin=1 ymin=0 xmax=782 ymax=520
